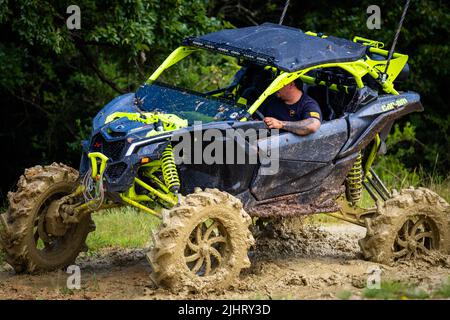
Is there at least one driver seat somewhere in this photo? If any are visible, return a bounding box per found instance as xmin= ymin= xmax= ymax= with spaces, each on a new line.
xmin=305 ymin=84 xmax=357 ymax=121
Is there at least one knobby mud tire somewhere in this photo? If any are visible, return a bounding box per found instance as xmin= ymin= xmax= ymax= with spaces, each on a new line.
xmin=0 ymin=163 xmax=95 ymax=273
xmin=147 ymin=188 xmax=254 ymax=292
xmin=359 ymin=187 xmax=450 ymax=264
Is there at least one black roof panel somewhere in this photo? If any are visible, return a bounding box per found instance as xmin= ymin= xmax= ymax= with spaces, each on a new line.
xmin=183 ymin=23 xmax=367 ymax=72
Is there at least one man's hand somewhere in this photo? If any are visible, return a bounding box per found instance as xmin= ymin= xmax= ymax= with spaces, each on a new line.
xmin=264 ymin=117 xmax=283 ymax=129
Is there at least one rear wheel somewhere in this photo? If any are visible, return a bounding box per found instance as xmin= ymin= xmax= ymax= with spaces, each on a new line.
xmin=0 ymin=163 xmax=95 ymax=273
xmin=147 ymin=188 xmax=254 ymax=292
xmin=359 ymin=187 xmax=450 ymax=264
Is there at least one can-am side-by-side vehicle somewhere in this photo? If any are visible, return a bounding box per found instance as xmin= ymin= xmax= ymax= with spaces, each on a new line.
xmin=1 ymin=23 xmax=449 ymax=292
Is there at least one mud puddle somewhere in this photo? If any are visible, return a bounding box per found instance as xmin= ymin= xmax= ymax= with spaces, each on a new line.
xmin=1 ymin=223 xmax=449 ymax=300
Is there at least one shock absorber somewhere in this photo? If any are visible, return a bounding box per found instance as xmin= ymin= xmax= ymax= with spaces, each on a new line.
xmin=345 ymin=151 xmax=363 ymax=205
xmin=161 ymin=143 xmax=181 ymax=193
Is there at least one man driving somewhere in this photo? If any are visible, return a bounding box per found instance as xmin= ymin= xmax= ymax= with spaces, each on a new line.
xmin=261 ymin=80 xmax=322 ymax=136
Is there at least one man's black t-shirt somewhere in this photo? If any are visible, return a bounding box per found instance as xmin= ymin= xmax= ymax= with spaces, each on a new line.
xmin=259 ymin=93 xmax=322 ymax=122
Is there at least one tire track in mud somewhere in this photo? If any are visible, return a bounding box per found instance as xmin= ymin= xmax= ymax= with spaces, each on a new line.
xmin=1 ymin=223 xmax=449 ymax=300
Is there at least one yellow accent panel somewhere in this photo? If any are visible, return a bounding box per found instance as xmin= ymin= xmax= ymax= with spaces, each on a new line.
xmin=134 ymin=177 xmax=178 ymax=206
xmin=104 ymin=112 xmax=188 ymax=133
xmin=146 ymin=46 xmax=197 ymax=83
xmin=366 ymin=48 xmax=408 ymax=93
xmin=120 ymin=194 xmax=160 ymax=216
xmin=353 ymin=36 xmax=385 ymax=48
xmin=300 ymin=75 xmax=350 ymax=93
xmin=88 ymin=152 xmax=109 ymax=178
xmin=244 ymin=72 xmax=300 ymax=119
xmin=364 ymin=134 xmax=381 ymax=179
xmin=237 ymin=97 xmax=248 ymax=105
xmin=305 ymin=31 xmax=328 ymax=38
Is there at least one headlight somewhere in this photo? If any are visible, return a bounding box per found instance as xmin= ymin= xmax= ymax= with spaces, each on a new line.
xmin=137 ymin=141 xmax=167 ymax=157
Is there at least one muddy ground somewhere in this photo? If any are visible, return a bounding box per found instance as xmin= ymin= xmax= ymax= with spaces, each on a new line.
xmin=1 ymin=221 xmax=449 ymax=300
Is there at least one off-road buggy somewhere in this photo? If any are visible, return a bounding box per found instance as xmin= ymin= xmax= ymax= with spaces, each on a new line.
xmin=1 ymin=23 xmax=449 ymax=292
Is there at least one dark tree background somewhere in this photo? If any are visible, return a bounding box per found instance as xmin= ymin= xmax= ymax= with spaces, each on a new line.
xmin=0 ymin=0 xmax=449 ymax=199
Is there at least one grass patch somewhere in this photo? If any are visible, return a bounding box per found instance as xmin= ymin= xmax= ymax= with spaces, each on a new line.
xmin=426 ymin=176 xmax=450 ymax=203
xmin=0 ymin=198 xmax=8 ymax=212
xmin=363 ymin=281 xmax=429 ymax=300
xmin=59 ymin=287 xmax=75 ymax=296
xmin=375 ymin=154 xmax=450 ymax=203
xmin=86 ymin=206 xmax=160 ymax=252
xmin=336 ymin=290 xmax=352 ymax=300
xmin=433 ymin=277 xmax=450 ymax=298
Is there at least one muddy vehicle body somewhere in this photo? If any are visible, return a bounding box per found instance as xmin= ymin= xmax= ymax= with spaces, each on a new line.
xmin=1 ymin=23 xmax=449 ymax=292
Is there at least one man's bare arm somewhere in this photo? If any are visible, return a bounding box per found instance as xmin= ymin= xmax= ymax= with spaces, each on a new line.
xmin=280 ymin=118 xmax=321 ymax=136
xmin=264 ymin=117 xmax=321 ymax=135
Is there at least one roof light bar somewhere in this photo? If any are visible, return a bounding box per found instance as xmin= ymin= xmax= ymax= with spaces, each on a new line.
xmin=183 ymin=37 xmax=276 ymax=67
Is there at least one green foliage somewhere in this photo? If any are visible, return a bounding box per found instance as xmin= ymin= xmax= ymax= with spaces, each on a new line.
xmin=335 ymin=290 xmax=352 ymax=300
xmin=59 ymin=287 xmax=75 ymax=296
xmin=66 ymin=118 xmax=92 ymax=154
xmin=363 ymin=281 xmax=429 ymax=300
xmin=374 ymin=122 xmax=422 ymax=190
xmin=433 ymin=277 xmax=450 ymax=298
xmin=0 ymin=0 xmax=223 ymax=196
xmin=373 ymin=122 xmax=450 ymax=202
xmin=159 ymin=51 xmax=240 ymax=93
xmin=341 ymin=278 xmax=450 ymax=300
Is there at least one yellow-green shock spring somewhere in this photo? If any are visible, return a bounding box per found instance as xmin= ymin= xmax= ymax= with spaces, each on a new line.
xmin=345 ymin=152 xmax=363 ymax=205
xmin=161 ymin=144 xmax=180 ymax=193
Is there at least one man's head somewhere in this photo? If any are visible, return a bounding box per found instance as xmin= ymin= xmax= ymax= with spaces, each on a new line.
xmin=276 ymin=80 xmax=303 ymax=104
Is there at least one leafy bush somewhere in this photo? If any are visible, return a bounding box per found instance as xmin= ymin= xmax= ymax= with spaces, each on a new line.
xmin=373 ymin=122 xmax=450 ymax=201
xmin=375 ymin=122 xmax=422 ymax=190
xmin=0 ymin=0 xmax=224 ymax=197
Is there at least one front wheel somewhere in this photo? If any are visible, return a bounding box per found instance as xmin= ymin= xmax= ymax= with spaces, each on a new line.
xmin=147 ymin=188 xmax=254 ymax=292
xmin=0 ymin=163 xmax=95 ymax=273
